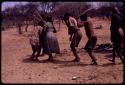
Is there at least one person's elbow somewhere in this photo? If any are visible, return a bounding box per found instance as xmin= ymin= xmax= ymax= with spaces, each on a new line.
xmin=77 ymin=24 xmax=83 ymax=28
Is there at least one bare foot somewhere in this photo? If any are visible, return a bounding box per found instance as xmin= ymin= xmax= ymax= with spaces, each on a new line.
xmin=46 ymin=58 xmax=54 ymax=62
xmin=109 ymin=59 xmax=115 ymax=63
xmin=72 ymin=58 xmax=80 ymax=62
xmin=91 ymin=61 xmax=98 ymax=65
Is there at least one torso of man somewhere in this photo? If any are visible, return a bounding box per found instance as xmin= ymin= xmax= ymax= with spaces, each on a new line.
xmin=84 ymin=20 xmax=95 ymax=39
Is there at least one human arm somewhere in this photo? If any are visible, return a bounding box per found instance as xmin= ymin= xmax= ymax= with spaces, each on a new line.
xmin=69 ymin=34 xmax=73 ymax=41
xmin=53 ymin=26 xmax=57 ymax=33
xmin=77 ymin=18 xmax=84 ymax=28
xmin=51 ymin=21 xmax=57 ymax=33
xmin=69 ymin=17 xmax=79 ymax=31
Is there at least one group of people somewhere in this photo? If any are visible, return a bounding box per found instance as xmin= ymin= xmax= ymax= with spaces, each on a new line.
xmin=30 ymin=7 xmax=124 ymax=65
xmin=63 ymin=13 xmax=98 ymax=65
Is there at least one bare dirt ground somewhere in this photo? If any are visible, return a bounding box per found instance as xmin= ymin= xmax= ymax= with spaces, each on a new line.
xmin=1 ymin=18 xmax=123 ymax=84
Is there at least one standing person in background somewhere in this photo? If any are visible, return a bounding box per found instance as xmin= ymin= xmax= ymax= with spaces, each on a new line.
xmin=79 ymin=13 xmax=98 ymax=65
xmin=109 ymin=7 xmax=123 ymax=63
xmin=63 ymin=13 xmax=82 ymax=62
xmin=38 ymin=14 xmax=47 ymax=56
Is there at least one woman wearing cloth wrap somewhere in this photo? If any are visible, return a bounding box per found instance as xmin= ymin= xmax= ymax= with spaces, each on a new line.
xmin=38 ymin=16 xmax=60 ymax=61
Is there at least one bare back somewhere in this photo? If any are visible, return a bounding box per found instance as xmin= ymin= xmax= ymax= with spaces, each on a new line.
xmin=84 ymin=20 xmax=95 ymax=39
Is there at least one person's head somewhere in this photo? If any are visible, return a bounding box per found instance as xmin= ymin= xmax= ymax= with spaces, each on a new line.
xmin=80 ymin=13 xmax=87 ymax=21
xmin=37 ymin=14 xmax=45 ymax=26
xmin=46 ymin=16 xmax=52 ymax=22
xmin=63 ymin=13 xmax=71 ymax=20
xmin=40 ymin=14 xmax=46 ymax=20
xmin=38 ymin=20 xmax=44 ymax=26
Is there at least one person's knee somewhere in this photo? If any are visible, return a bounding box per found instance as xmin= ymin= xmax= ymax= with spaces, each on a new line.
xmin=70 ymin=44 xmax=75 ymax=51
xmin=87 ymin=50 xmax=92 ymax=54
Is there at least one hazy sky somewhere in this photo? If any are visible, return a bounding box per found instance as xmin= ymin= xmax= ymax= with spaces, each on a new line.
xmin=1 ymin=2 xmax=102 ymax=11
xmin=1 ymin=1 xmax=28 ymax=11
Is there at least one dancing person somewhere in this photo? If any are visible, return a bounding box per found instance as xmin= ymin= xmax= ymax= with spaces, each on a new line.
xmin=109 ymin=7 xmax=123 ymax=63
xmin=63 ymin=13 xmax=82 ymax=62
xmin=79 ymin=13 xmax=98 ymax=65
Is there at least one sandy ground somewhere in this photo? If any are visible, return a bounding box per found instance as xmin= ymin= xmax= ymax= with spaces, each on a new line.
xmin=1 ymin=18 xmax=123 ymax=84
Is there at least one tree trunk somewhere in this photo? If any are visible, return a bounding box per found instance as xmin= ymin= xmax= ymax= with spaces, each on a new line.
xmin=19 ymin=27 xmax=22 ymax=34
xmin=18 ymin=24 xmax=22 ymax=34
xmin=25 ymin=22 xmax=29 ymax=32
xmin=58 ymin=18 xmax=61 ymax=31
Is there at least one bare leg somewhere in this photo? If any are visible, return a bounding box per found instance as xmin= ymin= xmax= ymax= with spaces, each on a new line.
xmin=35 ymin=47 xmax=42 ymax=60
xmin=116 ymin=48 xmax=123 ymax=63
xmin=30 ymin=46 xmax=36 ymax=60
xmin=47 ymin=53 xmax=53 ymax=61
xmin=31 ymin=50 xmax=36 ymax=60
xmin=87 ymin=51 xmax=97 ymax=65
xmin=112 ymin=47 xmax=116 ymax=62
xmin=109 ymin=46 xmax=116 ymax=63
xmin=71 ymin=45 xmax=80 ymax=62
xmin=41 ymin=50 xmax=45 ymax=56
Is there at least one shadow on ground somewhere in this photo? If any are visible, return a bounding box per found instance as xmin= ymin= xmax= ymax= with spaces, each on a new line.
xmin=94 ymin=49 xmax=112 ymax=54
xmin=22 ymin=55 xmax=122 ymax=68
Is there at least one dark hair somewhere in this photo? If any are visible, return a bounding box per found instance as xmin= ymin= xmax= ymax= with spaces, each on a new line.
xmin=40 ymin=14 xmax=46 ymax=20
xmin=80 ymin=13 xmax=87 ymax=21
xmin=63 ymin=13 xmax=71 ymax=20
xmin=38 ymin=20 xmax=44 ymax=26
xmin=46 ymin=16 xmax=52 ymax=22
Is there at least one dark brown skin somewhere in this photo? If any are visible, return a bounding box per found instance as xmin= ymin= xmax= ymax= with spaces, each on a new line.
xmin=64 ymin=17 xmax=82 ymax=62
xmin=79 ymin=20 xmax=97 ymax=65
xmin=30 ymin=19 xmax=47 ymax=61
xmin=83 ymin=21 xmax=95 ymax=39
xmin=30 ymin=30 xmax=43 ymax=61
xmin=86 ymin=23 xmax=97 ymax=64
xmin=63 ymin=19 xmax=73 ymax=41
xmin=109 ymin=7 xmax=123 ymax=63
xmin=77 ymin=19 xmax=95 ymax=39
xmin=30 ymin=43 xmax=42 ymax=60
